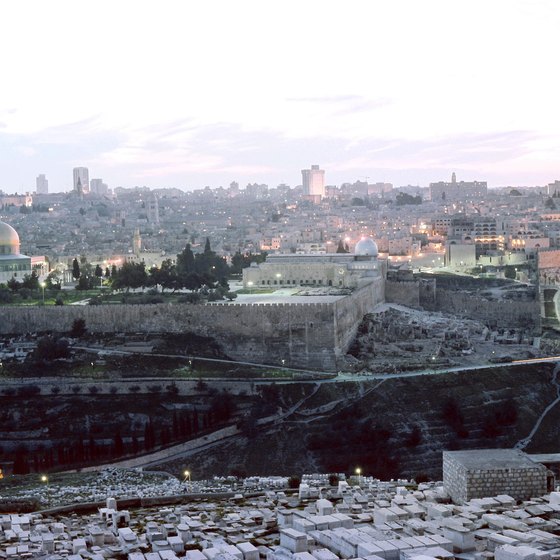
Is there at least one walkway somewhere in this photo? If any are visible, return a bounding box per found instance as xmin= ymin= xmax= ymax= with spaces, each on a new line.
xmin=514 ymin=361 xmax=560 ymax=450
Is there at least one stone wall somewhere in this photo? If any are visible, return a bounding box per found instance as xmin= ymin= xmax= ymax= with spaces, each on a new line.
xmin=0 ymin=280 xmax=386 ymax=370
xmin=422 ymin=289 xmax=541 ymax=332
xmin=333 ymin=278 xmax=385 ymax=355
xmin=385 ymin=280 xmax=420 ymax=307
xmin=0 ymin=302 xmax=339 ymax=370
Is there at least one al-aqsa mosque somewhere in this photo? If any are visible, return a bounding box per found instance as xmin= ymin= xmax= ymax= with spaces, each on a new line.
xmin=0 ymin=220 xmax=33 ymax=284
xmin=242 ymin=236 xmax=386 ymax=289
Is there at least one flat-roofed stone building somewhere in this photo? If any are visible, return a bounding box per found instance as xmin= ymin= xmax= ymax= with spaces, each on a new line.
xmin=242 ymin=237 xmax=386 ymax=290
xmin=443 ymin=449 xmax=549 ymax=504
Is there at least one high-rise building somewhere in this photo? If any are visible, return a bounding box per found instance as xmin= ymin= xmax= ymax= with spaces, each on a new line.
xmin=302 ymin=164 xmax=325 ymax=202
xmin=73 ymin=167 xmax=89 ymax=194
xmin=90 ymin=178 xmax=109 ymax=195
xmin=147 ymin=194 xmax=160 ymax=225
xmin=36 ymin=174 xmax=48 ymax=194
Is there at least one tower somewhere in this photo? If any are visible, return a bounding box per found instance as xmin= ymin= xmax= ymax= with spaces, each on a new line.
xmin=36 ymin=174 xmax=48 ymax=194
xmin=301 ymin=164 xmax=325 ymax=201
xmin=133 ymin=228 xmax=142 ymax=255
xmin=147 ymin=194 xmax=160 ymax=225
xmin=73 ymin=167 xmax=89 ymax=194
xmin=452 ymin=172 xmax=457 ymax=184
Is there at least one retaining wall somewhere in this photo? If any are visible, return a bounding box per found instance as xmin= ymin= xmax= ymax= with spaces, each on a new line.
xmin=422 ymin=289 xmax=541 ymax=332
xmin=0 ymin=281 xmax=385 ymax=370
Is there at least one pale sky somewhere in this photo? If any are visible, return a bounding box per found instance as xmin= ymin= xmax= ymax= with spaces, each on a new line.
xmin=1 ymin=0 xmax=559 ymax=193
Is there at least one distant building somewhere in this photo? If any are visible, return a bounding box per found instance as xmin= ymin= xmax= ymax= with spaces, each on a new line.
xmin=73 ymin=167 xmax=89 ymax=194
xmin=547 ymin=180 xmax=560 ymax=197
xmin=302 ymin=164 xmax=325 ymax=202
xmin=0 ymin=193 xmax=33 ymax=208
xmin=243 ymin=237 xmax=385 ymax=289
xmin=0 ymin=221 xmax=32 ymax=284
xmin=430 ymin=173 xmax=487 ymax=202
xmin=36 ymin=174 xmax=48 ymax=194
xmin=445 ymin=241 xmax=476 ymax=268
xmin=147 ymin=194 xmax=160 ymax=225
xmin=90 ymin=178 xmax=109 ymax=196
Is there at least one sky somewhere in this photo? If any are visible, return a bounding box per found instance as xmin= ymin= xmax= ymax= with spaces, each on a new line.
xmin=1 ymin=0 xmax=559 ymax=193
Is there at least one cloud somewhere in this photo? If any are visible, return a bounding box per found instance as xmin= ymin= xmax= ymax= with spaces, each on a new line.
xmin=286 ymin=95 xmax=393 ymax=115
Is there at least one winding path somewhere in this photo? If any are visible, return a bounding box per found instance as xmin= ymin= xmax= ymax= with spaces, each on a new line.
xmin=514 ymin=361 xmax=560 ymax=450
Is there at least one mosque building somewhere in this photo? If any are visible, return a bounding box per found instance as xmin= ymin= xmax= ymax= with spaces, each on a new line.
xmin=242 ymin=236 xmax=386 ymax=289
xmin=0 ymin=220 xmax=33 ymax=284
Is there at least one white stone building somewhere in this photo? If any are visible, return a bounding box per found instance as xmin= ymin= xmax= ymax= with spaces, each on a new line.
xmin=243 ymin=237 xmax=385 ymax=289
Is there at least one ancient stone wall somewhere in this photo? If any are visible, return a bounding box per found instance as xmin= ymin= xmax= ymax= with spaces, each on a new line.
xmin=385 ymin=280 xmax=420 ymax=307
xmin=333 ymin=278 xmax=385 ymax=355
xmin=0 ymin=302 xmax=339 ymax=370
xmin=0 ymin=280 xmax=386 ymax=370
xmin=421 ymin=289 xmax=541 ymax=332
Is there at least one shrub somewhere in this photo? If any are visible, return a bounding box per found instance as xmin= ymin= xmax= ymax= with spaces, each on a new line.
xmin=287 ymin=475 xmax=301 ymax=489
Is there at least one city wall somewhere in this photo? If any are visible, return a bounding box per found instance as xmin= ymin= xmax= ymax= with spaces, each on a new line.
xmin=0 ymin=280 xmax=386 ymax=370
xmin=422 ymin=289 xmax=541 ymax=332
xmin=385 ymin=280 xmax=420 ymax=307
xmin=0 ymin=302 xmax=340 ymax=370
xmin=333 ymin=278 xmax=385 ymax=354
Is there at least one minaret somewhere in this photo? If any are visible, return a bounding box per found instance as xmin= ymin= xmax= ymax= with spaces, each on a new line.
xmin=451 ymin=172 xmax=457 ymax=184
xmin=133 ymin=228 xmax=142 ymax=255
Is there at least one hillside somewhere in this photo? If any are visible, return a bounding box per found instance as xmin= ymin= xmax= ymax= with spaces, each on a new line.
xmin=0 ymin=363 xmax=557 ymax=480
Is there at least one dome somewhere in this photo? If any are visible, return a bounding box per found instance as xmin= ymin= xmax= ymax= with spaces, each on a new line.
xmin=354 ymin=237 xmax=378 ymax=257
xmin=0 ymin=221 xmax=20 ymax=256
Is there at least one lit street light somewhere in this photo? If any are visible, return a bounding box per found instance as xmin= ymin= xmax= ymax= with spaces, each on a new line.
xmin=183 ymin=469 xmax=191 ymax=491
xmin=40 ymin=281 xmax=46 ymax=304
xmin=355 ymin=467 xmax=361 ymax=485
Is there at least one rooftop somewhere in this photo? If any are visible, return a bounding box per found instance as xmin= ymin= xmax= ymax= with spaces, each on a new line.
xmin=444 ymin=449 xmax=545 ymax=470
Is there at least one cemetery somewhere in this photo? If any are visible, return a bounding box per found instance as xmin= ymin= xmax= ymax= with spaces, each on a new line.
xmin=1 ymin=450 xmax=560 ymax=559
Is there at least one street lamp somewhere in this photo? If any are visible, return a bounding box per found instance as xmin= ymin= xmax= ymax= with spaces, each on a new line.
xmin=40 ymin=282 xmax=45 ymax=304
xmin=40 ymin=474 xmax=48 ymax=484
xmin=183 ymin=469 xmax=191 ymax=490
xmin=247 ymin=281 xmax=253 ymax=294
xmin=355 ymin=467 xmax=361 ymax=485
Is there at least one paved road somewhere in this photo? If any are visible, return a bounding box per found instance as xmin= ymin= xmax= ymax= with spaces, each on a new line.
xmin=73 ymin=345 xmax=560 ymax=384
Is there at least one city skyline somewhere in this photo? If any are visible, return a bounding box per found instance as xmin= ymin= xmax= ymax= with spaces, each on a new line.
xmin=1 ymin=0 xmax=559 ymax=193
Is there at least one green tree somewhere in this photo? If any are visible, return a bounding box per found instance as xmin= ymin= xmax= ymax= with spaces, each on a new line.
xmin=204 ymin=237 xmax=212 ymax=254
xmin=112 ymin=262 xmax=148 ymax=291
xmin=72 ymin=258 xmax=81 ymax=280
xmin=176 ymin=244 xmax=195 ymax=277
xmin=70 ymin=318 xmax=87 ymax=338
xmin=336 ymin=240 xmax=349 ymax=253
xmin=149 ymin=259 xmax=178 ymax=292
xmin=34 ymin=336 xmax=70 ymax=361
xmin=22 ymin=271 xmax=40 ymax=290
xmin=46 ymin=270 xmax=62 ymax=290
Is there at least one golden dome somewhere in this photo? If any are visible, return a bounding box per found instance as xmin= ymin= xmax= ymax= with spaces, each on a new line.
xmin=0 ymin=221 xmax=20 ymax=256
